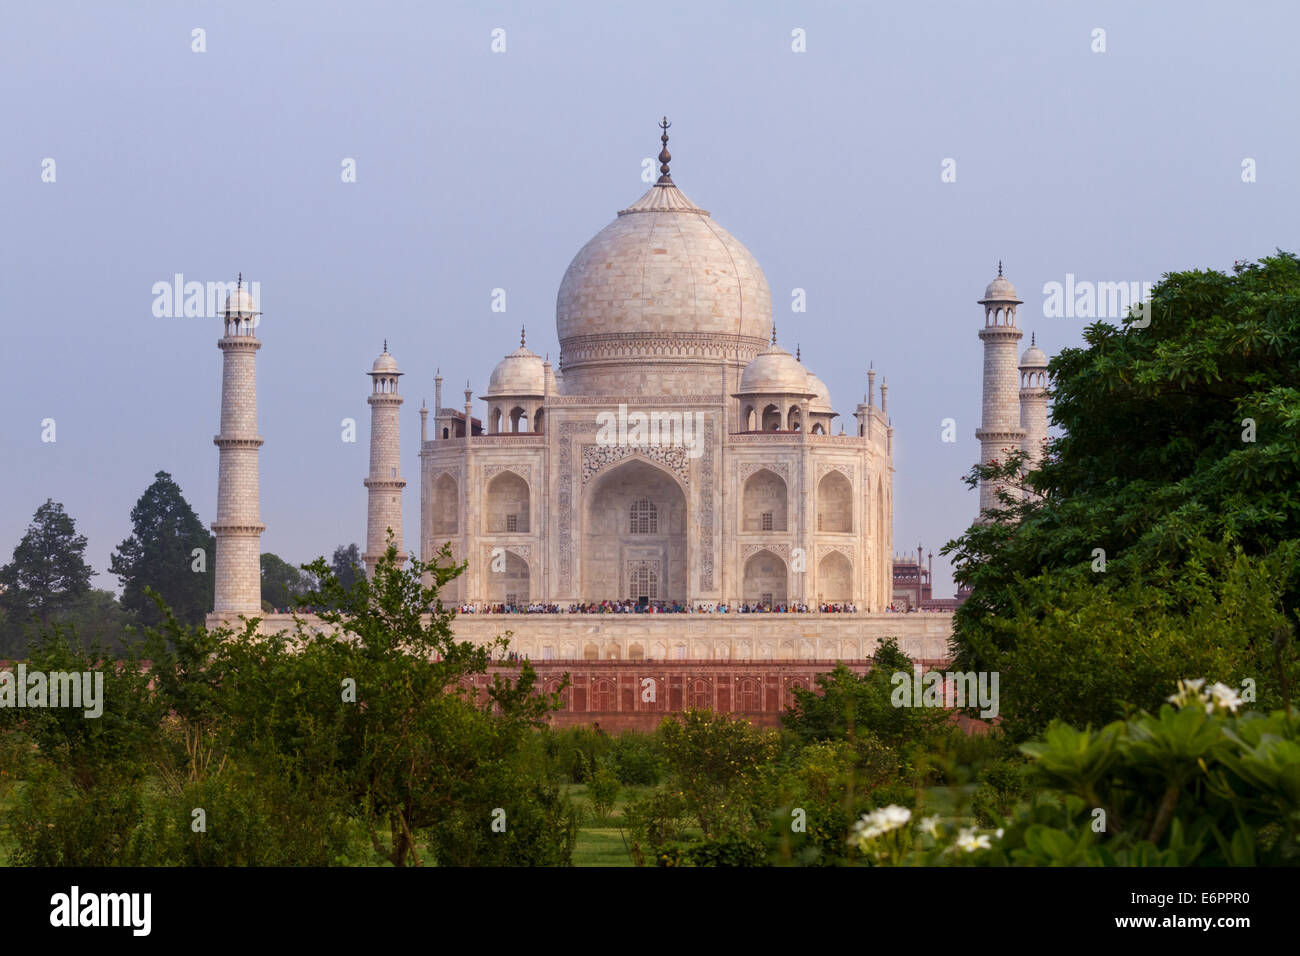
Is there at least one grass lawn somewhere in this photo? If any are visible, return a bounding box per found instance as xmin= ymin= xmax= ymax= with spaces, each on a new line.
xmin=566 ymin=782 xmax=639 ymax=867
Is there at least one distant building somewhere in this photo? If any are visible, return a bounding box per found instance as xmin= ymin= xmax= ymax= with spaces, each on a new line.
xmin=891 ymin=545 xmax=967 ymax=612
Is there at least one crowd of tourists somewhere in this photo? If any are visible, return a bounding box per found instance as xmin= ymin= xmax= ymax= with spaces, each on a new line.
xmin=456 ymin=600 xmax=860 ymax=615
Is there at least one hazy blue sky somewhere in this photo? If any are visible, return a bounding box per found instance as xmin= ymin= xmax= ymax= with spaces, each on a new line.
xmin=2 ymin=0 xmax=1296 ymax=596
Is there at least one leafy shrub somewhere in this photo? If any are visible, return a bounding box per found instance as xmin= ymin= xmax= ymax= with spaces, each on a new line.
xmin=608 ymin=731 xmax=665 ymax=786
xmin=8 ymin=764 xmax=148 ymax=866
xmin=623 ymin=787 xmax=691 ymax=866
xmin=545 ymin=727 xmax=613 ymax=784
xmin=660 ymin=834 xmax=769 ymax=867
xmin=583 ymin=756 xmax=621 ymax=823
xmin=971 ymin=756 xmax=1031 ymax=827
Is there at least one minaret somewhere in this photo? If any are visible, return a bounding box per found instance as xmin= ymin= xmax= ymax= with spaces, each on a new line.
xmin=363 ymin=342 xmax=407 ymax=575
xmin=212 ymin=276 xmax=265 ymax=616
xmin=1019 ymin=332 xmax=1050 ymax=494
xmin=975 ymin=263 xmax=1026 ymax=519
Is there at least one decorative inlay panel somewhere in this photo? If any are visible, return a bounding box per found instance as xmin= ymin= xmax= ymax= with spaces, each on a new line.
xmin=484 ymin=463 xmax=532 ymax=483
xmin=560 ymin=331 xmax=766 ymax=364
xmin=548 ymin=393 xmax=724 ymax=406
xmin=481 ymin=544 xmax=531 ymax=564
xmin=558 ymin=420 xmax=600 ymax=591
xmin=738 ymin=461 xmax=790 ymax=482
xmin=816 ymin=544 xmax=855 ymax=560
xmin=581 ymin=443 xmax=690 ymax=487
xmin=700 ymin=419 xmax=715 ymax=590
xmin=816 ymin=462 xmax=855 ymax=483
xmin=741 ymin=543 xmax=792 ymax=562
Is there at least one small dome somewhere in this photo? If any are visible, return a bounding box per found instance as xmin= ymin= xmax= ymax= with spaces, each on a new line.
xmin=223 ymin=287 xmax=260 ymax=316
xmin=371 ymin=350 xmax=399 ymax=373
xmin=980 ymin=267 xmax=1021 ymax=304
xmin=485 ymin=345 xmax=545 ymax=396
xmin=1020 ymin=342 xmax=1048 ymax=368
xmin=738 ymin=342 xmax=815 ymax=395
xmin=804 ymin=371 xmax=833 ymax=413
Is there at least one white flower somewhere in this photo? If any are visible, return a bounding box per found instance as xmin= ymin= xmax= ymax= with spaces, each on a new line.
xmin=850 ymin=805 xmax=912 ymax=847
xmin=919 ymin=815 xmax=941 ymax=838
xmin=995 ymin=828 xmax=1005 ymax=840
xmin=955 ymin=827 xmax=992 ymax=853
xmin=1206 ymin=682 xmax=1243 ymax=714
xmin=1168 ymin=678 xmax=1211 ymax=710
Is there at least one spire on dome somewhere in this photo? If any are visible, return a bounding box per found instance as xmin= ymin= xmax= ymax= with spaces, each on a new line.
xmin=1031 ymin=331 xmax=1035 ymax=346
xmin=998 ymin=260 xmax=1003 ymax=277
xmin=521 ymin=325 xmax=526 ymax=347
xmin=656 ymin=116 xmax=673 ymax=184
xmin=796 ymin=344 xmax=801 ymax=362
xmin=771 ymin=324 xmax=777 ymax=345
xmin=383 ymin=339 xmax=388 ymax=353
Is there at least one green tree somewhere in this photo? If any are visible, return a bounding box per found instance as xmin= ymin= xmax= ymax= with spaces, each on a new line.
xmin=330 ymin=543 xmax=363 ymax=596
xmin=4 ymin=621 xmax=166 ymax=865
xmin=60 ymin=589 xmax=134 ymax=656
xmin=657 ymin=709 xmax=780 ymax=839
xmin=944 ymin=252 xmax=1300 ymax=734
xmin=109 ymin=471 xmax=214 ymax=626
xmin=0 ymin=500 xmax=95 ymax=651
xmin=260 ymin=553 xmax=311 ymax=612
xmin=214 ymin=536 xmax=570 ymax=866
xmin=783 ymin=639 xmax=945 ymax=747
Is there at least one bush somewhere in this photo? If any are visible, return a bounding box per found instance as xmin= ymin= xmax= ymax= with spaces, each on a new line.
xmin=607 ymin=731 xmax=665 ymax=786
xmin=583 ymin=756 xmax=621 ymax=823
xmin=8 ymin=764 xmax=148 ymax=866
xmin=659 ymin=834 xmax=769 ymax=867
xmin=783 ymin=641 xmax=945 ymax=747
xmin=971 ymin=756 xmax=1031 ymax=828
xmin=545 ymin=727 xmax=613 ymax=785
xmin=428 ymin=777 xmax=577 ymax=867
xmin=148 ymin=757 xmax=354 ymax=866
xmin=623 ymin=788 xmax=691 ymax=867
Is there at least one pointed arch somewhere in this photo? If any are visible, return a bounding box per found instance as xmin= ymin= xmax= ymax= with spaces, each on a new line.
xmin=485 ymin=470 xmax=529 ymax=533
xmin=742 ymin=468 xmax=787 ymax=532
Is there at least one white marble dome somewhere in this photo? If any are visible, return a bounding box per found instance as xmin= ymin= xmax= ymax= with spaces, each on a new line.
xmin=371 ymin=350 xmax=399 ymax=373
xmin=485 ymin=345 xmax=545 ymax=396
xmin=223 ymin=287 xmax=260 ymax=316
xmin=1020 ymin=341 xmax=1048 ymax=368
xmin=980 ymin=274 xmax=1020 ymax=303
xmin=804 ymin=370 xmax=834 ymax=413
xmin=738 ymin=342 xmax=812 ymax=394
xmin=556 ymin=182 xmax=773 ymax=370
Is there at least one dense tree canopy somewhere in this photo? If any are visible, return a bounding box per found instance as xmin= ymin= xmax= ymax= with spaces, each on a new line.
xmin=944 ymin=252 xmax=1300 ymax=736
xmin=109 ymin=471 xmax=214 ymax=626
xmin=330 ymin=543 xmax=363 ymax=596
xmin=0 ymin=500 xmax=95 ymax=650
xmin=260 ymin=553 xmax=313 ymax=612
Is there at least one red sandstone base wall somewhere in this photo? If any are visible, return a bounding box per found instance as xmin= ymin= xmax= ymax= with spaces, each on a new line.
xmin=470 ymin=658 xmax=954 ymax=730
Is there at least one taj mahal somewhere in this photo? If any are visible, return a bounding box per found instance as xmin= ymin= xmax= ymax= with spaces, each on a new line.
xmin=205 ymin=120 xmax=1049 ymax=680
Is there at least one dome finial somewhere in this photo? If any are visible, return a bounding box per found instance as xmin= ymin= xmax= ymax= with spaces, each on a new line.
xmin=656 ymin=116 xmax=673 ymax=185
xmin=521 ymin=325 xmax=526 ymax=347
xmin=771 ymin=323 xmax=777 ymax=346
xmin=796 ymin=344 xmax=801 ymax=362
xmin=998 ymin=260 xmax=1003 ymax=277
xmin=237 ymin=271 xmax=243 ymax=290
xmin=1031 ymin=331 xmax=1035 ymax=346
xmin=383 ymin=338 xmax=388 ymax=353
